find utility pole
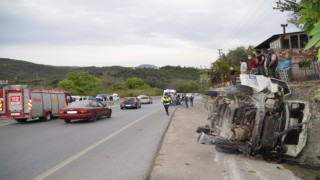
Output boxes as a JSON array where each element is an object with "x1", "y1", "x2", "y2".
[
  {"x1": 281, "y1": 24, "x2": 288, "y2": 39},
  {"x1": 217, "y1": 49, "x2": 222, "y2": 59},
  {"x1": 217, "y1": 49, "x2": 224, "y2": 85}
]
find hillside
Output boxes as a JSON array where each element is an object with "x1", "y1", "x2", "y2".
[{"x1": 0, "y1": 58, "x2": 200, "y2": 89}]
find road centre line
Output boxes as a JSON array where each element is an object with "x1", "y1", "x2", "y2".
[{"x1": 33, "y1": 108, "x2": 161, "y2": 180}]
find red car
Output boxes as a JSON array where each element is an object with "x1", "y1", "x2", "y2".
[{"x1": 59, "y1": 100, "x2": 112, "y2": 123}]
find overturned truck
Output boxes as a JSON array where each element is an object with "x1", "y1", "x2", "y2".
[{"x1": 197, "y1": 74, "x2": 311, "y2": 162}]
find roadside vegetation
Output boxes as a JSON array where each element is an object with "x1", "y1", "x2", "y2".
[{"x1": 0, "y1": 58, "x2": 210, "y2": 97}]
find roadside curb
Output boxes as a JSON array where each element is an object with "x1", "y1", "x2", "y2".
[{"x1": 146, "y1": 104, "x2": 181, "y2": 180}]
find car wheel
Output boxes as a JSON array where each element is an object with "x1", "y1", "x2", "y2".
[
  {"x1": 107, "y1": 110, "x2": 112, "y2": 118},
  {"x1": 226, "y1": 85, "x2": 253, "y2": 100},
  {"x1": 64, "y1": 119, "x2": 71, "y2": 124},
  {"x1": 89, "y1": 113, "x2": 98, "y2": 122},
  {"x1": 215, "y1": 144, "x2": 241, "y2": 154},
  {"x1": 204, "y1": 90, "x2": 218, "y2": 97},
  {"x1": 15, "y1": 118, "x2": 27, "y2": 123}
]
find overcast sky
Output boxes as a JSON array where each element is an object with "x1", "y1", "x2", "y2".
[{"x1": 0, "y1": 0, "x2": 300, "y2": 68}]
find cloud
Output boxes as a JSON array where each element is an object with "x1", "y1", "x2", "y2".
[{"x1": 0, "y1": 0, "x2": 301, "y2": 67}]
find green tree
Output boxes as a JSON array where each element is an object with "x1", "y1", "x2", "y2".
[
  {"x1": 297, "y1": 0, "x2": 320, "y2": 98},
  {"x1": 225, "y1": 46, "x2": 254, "y2": 67},
  {"x1": 124, "y1": 77, "x2": 149, "y2": 89},
  {"x1": 297, "y1": 0, "x2": 320, "y2": 62},
  {"x1": 57, "y1": 71, "x2": 102, "y2": 95},
  {"x1": 273, "y1": 0, "x2": 301, "y2": 27}
]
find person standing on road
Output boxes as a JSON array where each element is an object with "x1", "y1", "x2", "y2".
[
  {"x1": 109, "y1": 95, "x2": 113, "y2": 104},
  {"x1": 266, "y1": 48, "x2": 278, "y2": 78},
  {"x1": 189, "y1": 95, "x2": 194, "y2": 106},
  {"x1": 184, "y1": 95, "x2": 189, "y2": 108},
  {"x1": 161, "y1": 93, "x2": 172, "y2": 115},
  {"x1": 255, "y1": 50, "x2": 266, "y2": 76}
]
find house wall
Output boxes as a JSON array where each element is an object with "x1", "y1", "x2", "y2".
[{"x1": 277, "y1": 48, "x2": 319, "y2": 81}]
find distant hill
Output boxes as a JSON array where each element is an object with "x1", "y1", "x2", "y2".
[
  {"x1": 0, "y1": 58, "x2": 200, "y2": 89},
  {"x1": 136, "y1": 64, "x2": 158, "y2": 69}
]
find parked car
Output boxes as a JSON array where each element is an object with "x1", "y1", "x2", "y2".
[
  {"x1": 95, "y1": 94, "x2": 110, "y2": 101},
  {"x1": 85, "y1": 96, "x2": 95, "y2": 100},
  {"x1": 137, "y1": 95, "x2": 152, "y2": 104},
  {"x1": 112, "y1": 93, "x2": 120, "y2": 101},
  {"x1": 120, "y1": 97, "x2": 141, "y2": 109},
  {"x1": 59, "y1": 100, "x2": 112, "y2": 123},
  {"x1": 71, "y1": 95, "x2": 81, "y2": 101},
  {"x1": 197, "y1": 75, "x2": 310, "y2": 162}
]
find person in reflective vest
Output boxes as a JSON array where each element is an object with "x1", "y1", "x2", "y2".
[{"x1": 161, "y1": 93, "x2": 172, "y2": 115}]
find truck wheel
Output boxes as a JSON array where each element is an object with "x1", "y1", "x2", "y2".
[
  {"x1": 15, "y1": 118, "x2": 27, "y2": 123},
  {"x1": 89, "y1": 113, "x2": 97, "y2": 122},
  {"x1": 44, "y1": 112, "x2": 51, "y2": 121},
  {"x1": 64, "y1": 119, "x2": 71, "y2": 123},
  {"x1": 226, "y1": 85, "x2": 253, "y2": 100},
  {"x1": 215, "y1": 144, "x2": 241, "y2": 154}
]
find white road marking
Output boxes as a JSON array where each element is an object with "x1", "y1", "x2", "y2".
[{"x1": 33, "y1": 108, "x2": 161, "y2": 180}]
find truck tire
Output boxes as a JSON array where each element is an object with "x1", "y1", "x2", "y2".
[
  {"x1": 226, "y1": 85, "x2": 253, "y2": 100},
  {"x1": 15, "y1": 118, "x2": 27, "y2": 123},
  {"x1": 64, "y1": 119, "x2": 71, "y2": 123},
  {"x1": 215, "y1": 144, "x2": 241, "y2": 154},
  {"x1": 204, "y1": 90, "x2": 218, "y2": 97},
  {"x1": 42, "y1": 112, "x2": 51, "y2": 121}
]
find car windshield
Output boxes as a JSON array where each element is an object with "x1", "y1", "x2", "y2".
[{"x1": 67, "y1": 101, "x2": 91, "y2": 108}]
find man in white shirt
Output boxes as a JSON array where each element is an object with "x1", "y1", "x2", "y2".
[{"x1": 240, "y1": 59, "x2": 247, "y2": 74}]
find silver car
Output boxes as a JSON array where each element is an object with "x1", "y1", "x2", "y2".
[{"x1": 137, "y1": 95, "x2": 153, "y2": 104}]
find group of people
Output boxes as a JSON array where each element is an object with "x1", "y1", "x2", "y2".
[
  {"x1": 230, "y1": 48, "x2": 279, "y2": 85},
  {"x1": 161, "y1": 93, "x2": 194, "y2": 115}
]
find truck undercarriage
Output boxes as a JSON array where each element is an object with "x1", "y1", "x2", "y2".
[{"x1": 197, "y1": 75, "x2": 310, "y2": 163}]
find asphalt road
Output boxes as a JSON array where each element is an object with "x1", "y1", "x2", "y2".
[{"x1": 0, "y1": 100, "x2": 176, "y2": 180}]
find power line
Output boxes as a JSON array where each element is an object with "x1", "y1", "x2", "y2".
[{"x1": 221, "y1": 0, "x2": 270, "y2": 50}]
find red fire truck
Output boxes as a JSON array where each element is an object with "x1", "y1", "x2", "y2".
[{"x1": 0, "y1": 84, "x2": 73, "y2": 123}]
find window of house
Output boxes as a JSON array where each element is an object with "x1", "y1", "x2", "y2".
[
  {"x1": 281, "y1": 39, "x2": 290, "y2": 49},
  {"x1": 290, "y1": 35, "x2": 299, "y2": 48},
  {"x1": 299, "y1": 34, "x2": 309, "y2": 48}
]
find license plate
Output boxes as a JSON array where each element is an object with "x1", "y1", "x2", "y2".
[
  {"x1": 11, "y1": 113, "x2": 21, "y2": 116},
  {"x1": 125, "y1": 105, "x2": 131, "y2": 107},
  {"x1": 67, "y1": 111, "x2": 78, "y2": 114}
]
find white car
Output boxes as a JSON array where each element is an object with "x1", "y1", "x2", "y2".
[{"x1": 137, "y1": 95, "x2": 152, "y2": 104}]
